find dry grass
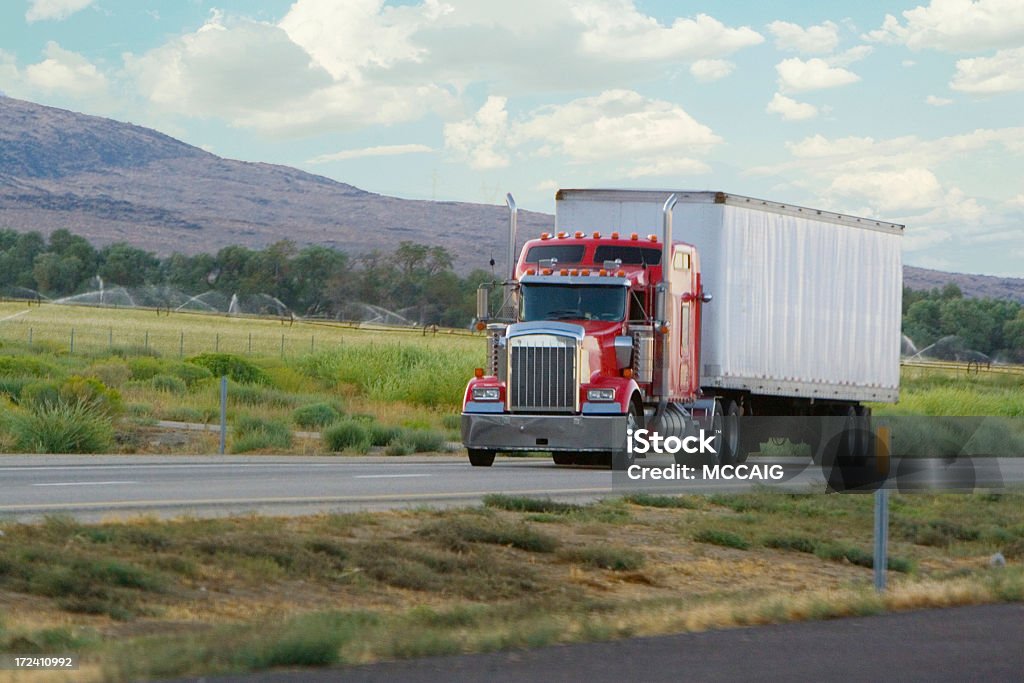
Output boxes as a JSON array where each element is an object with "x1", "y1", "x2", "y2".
[{"x1": 0, "y1": 493, "x2": 1021, "y2": 681}]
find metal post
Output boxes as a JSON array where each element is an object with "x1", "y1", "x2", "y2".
[
  {"x1": 144, "y1": 330, "x2": 149, "y2": 350},
  {"x1": 28, "y1": 327, "x2": 32, "y2": 347},
  {"x1": 219, "y1": 376, "x2": 228, "y2": 455},
  {"x1": 281, "y1": 333, "x2": 285, "y2": 359},
  {"x1": 109, "y1": 327, "x2": 113, "y2": 349},
  {"x1": 179, "y1": 330, "x2": 184, "y2": 358},
  {"x1": 874, "y1": 488, "x2": 889, "y2": 592},
  {"x1": 215, "y1": 333, "x2": 220, "y2": 352},
  {"x1": 248, "y1": 332, "x2": 252, "y2": 354},
  {"x1": 70, "y1": 328, "x2": 75, "y2": 354},
  {"x1": 310, "y1": 335, "x2": 314, "y2": 353}
]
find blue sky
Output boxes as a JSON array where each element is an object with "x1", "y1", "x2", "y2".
[{"x1": 1, "y1": 0, "x2": 1022, "y2": 276}]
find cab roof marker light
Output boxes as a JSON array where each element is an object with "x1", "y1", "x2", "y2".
[
  {"x1": 560, "y1": 268, "x2": 569, "y2": 275},
  {"x1": 540, "y1": 232, "x2": 551, "y2": 240},
  {"x1": 630, "y1": 233, "x2": 639, "y2": 241},
  {"x1": 592, "y1": 231, "x2": 601, "y2": 238},
  {"x1": 610, "y1": 231, "x2": 620, "y2": 239},
  {"x1": 574, "y1": 231, "x2": 584, "y2": 238},
  {"x1": 557, "y1": 231, "x2": 567, "y2": 238},
  {"x1": 648, "y1": 234, "x2": 658, "y2": 242}
]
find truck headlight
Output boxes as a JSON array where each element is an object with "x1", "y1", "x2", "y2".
[
  {"x1": 472, "y1": 386, "x2": 501, "y2": 401},
  {"x1": 587, "y1": 388, "x2": 615, "y2": 402}
]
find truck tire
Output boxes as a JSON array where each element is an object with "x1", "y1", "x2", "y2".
[
  {"x1": 612, "y1": 399, "x2": 645, "y2": 471},
  {"x1": 468, "y1": 449, "x2": 496, "y2": 467},
  {"x1": 720, "y1": 400, "x2": 742, "y2": 466},
  {"x1": 553, "y1": 452, "x2": 576, "y2": 465}
]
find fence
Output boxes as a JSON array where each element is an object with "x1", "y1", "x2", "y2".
[{"x1": 0, "y1": 300, "x2": 478, "y2": 359}]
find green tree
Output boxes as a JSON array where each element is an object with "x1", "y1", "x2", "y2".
[{"x1": 99, "y1": 243, "x2": 160, "y2": 286}]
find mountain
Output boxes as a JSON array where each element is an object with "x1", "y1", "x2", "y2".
[
  {"x1": 902, "y1": 266, "x2": 1024, "y2": 303},
  {"x1": 2, "y1": 96, "x2": 1024, "y2": 301},
  {"x1": 0, "y1": 96, "x2": 549, "y2": 273}
]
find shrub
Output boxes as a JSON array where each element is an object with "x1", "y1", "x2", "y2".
[
  {"x1": 441, "y1": 414, "x2": 461, "y2": 431},
  {"x1": 323, "y1": 419, "x2": 371, "y2": 452},
  {"x1": 84, "y1": 361, "x2": 131, "y2": 388},
  {"x1": 367, "y1": 423, "x2": 403, "y2": 447},
  {"x1": 7, "y1": 400, "x2": 114, "y2": 453},
  {"x1": 483, "y1": 495, "x2": 582, "y2": 514},
  {"x1": 228, "y1": 383, "x2": 296, "y2": 408},
  {"x1": 561, "y1": 546, "x2": 644, "y2": 571},
  {"x1": 385, "y1": 439, "x2": 414, "y2": 456},
  {"x1": 292, "y1": 402, "x2": 342, "y2": 429},
  {"x1": 187, "y1": 353, "x2": 269, "y2": 385},
  {"x1": 128, "y1": 357, "x2": 166, "y2": 381},
  {"x1": 150, "y1": 374, "x2": 187, "y2": 395},
  {"x1": 693, "y1": 529, "x2": 751, "y2": 550},
  {"x1": 404, "y1": 429, "x2": 447, "y2": 453},
  {"x1": 20, "y1": 376, "x2": 122, "y2": 417},
  {"x1": 0, "y1": 376, "x2": 33, "y2": 401},
  {"x1": 231, "y1": 415, "x2": 293, "y2": 453},
  {"x1": 0, "y1": 355, "x2": 60, "y2": 378},
  {"x1": 169, "y1": 362, "x2": 212, "y2": 386}
]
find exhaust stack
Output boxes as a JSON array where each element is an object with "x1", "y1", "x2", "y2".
[{"x1": 506, "y1": 193, "x2": 518, "y2": 280}]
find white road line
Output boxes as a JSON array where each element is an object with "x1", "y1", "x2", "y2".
[
  {"x1": 33, "y1": 481, "x2": 139, "y2": 487},
  {"x1": 353, "y1": 474, "x2": 432, "y2": 479}
]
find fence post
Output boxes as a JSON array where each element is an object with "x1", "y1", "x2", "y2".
[
  {"x1": 28, "y1": 327, "x2": 32, "y2": 347},
  {"x1": 281, "y1": 333, "x2": 285, "y2": 359},
  {"x1": 248, "y1": 332, "x2": 252, "y2": 354},
  {"x1": 215, "y1": 333, "x2": 220, "y2": 352},
  {"x1": 179, "y1": 330, "x2": 184, "y2": 358},
  {"x1": 109, "y1": 326, "x2": 113, "y2": 350},
  {"x1": 70, "y1": 328, "x2": 75, "y2": 354},
  {"x1": 310, "y1": 335, "x2": 314, "y2": 353},
  {"x1": 874, "y1": 488, "x2": 889, "y2": 592},
  {"x1": 219, "y1": 376, "x2": 228, "y2": 455},
  {"x1": 144, "y1": 330, "x2": 149, "y2": 351}
]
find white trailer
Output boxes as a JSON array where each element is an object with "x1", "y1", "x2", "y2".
[{"x1": 554, "y1": 190, "x2": 903, "y2": 409}]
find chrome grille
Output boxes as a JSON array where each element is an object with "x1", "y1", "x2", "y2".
[{"x1": 509, "y1": 334, "x2": 577, "y2": 412}]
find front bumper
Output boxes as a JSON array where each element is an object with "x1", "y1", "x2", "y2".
[{"x1": 461, "y1": 413, "x2": 627, "y2": 452}]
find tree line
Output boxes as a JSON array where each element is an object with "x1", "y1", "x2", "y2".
[
  {"x1": 2, "y1": 228, "x2": 1024, "y2": 356},
  {"x1": 0, "y1": 229, "x2": 496, "y2": 328},
  {"x1": 903, "y1": 283, "x2": 1024, "y2": 362}
]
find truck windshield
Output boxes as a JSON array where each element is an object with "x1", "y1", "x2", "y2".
[{"x1": 520, "y1": 284, "x2": 626, "y2": 322}]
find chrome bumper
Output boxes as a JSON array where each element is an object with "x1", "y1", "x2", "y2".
[{"x1": 461, "y1": 413, "x2": 627, "y2": 452}]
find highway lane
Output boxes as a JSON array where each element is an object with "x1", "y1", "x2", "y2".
[{"x1": 1, "y1": 453, "x2": 1022, "y2": 521}]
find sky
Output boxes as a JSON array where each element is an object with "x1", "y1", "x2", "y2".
[{"x1": 0, "y1": 0, "x2": 1022, "y2": 276}]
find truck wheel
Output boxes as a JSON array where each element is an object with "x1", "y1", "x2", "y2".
[
  {"x1": 468, "y1": 449, "x2": 496, "y2": 467},
  {"x1": 553, "y1": 452, "x2": 576, "y2": 465},
  {"x1": 612, "y1": 400, "x2": 644, "y2": 471},
  {"x1": 838, "y1": 405, "x2": 858, "y2": 460},
  {"x1": 720, "y1": 400, "x2": 742, "y2": 466}
]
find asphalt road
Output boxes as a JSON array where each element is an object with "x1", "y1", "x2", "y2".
[
  {"x1": 0, "y1": 453, "x2": 1021, "y2": 521},
  {"x1": 171, "y1": 603, "x2": 1024, "y2": 683}
]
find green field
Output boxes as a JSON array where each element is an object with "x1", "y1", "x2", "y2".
[{"x1": 0, "y1": 301, "x2": 486, "y2": 454}]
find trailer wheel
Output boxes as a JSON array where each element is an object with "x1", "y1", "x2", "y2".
[
  {"x1": 720, "y1": 400, "x2": 742, "y2": 466},
  {"x1": 838, "y1": 405, "x2": 858, "y2": 460},
  {"x1": 468, "y1": 449, "x2": 496, "y2": 467}
]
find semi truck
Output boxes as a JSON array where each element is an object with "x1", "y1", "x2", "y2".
[{"x1": 461, "y1": 189, "x2": 903, "y2": 469}]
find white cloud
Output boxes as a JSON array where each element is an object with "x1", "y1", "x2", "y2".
[
  {"x1": 689, "y1": 59, "x2": 734, "y2": 82},
  {"x1": 626, "y1": 158, "x2": 711, "y2": 178},
  {"x1": 827, "y1": 45, "x2": 873, "y2": 67},
  {"x1": 445, "y1": 90, "x2": 720, "y2": 176},
  {"x1": 122, "y1": 2, "x2": 763, "y2": 134},
  {"x1": 767, "y1": 20, "x2": 839, "y2": 54},
  {"x1": 307, "y1": 144, "x2": 433, "y2": 164},
  {"x1": 1008, "y1": 194, "x2": 1024, "y2": 207},
  {"x1": 26, "y1": 0, "x2": 94, "y2": 22},
  {"x1": 23, "y1": 42, "x2": 107, "y2": 97},
  {"x1": 575, "y1": 6, "x2": 762, "y2": 61},
  {"x1": 765, "y1": 93, "x2": 818, "y2": 121},
  {"x1": 443, "y1": 96, "x2": 511, "y2": 170},
  {"x1": 925, "y1": 94, "x2": 953, "y2": 106},
  {"x1": 951, "y1": 47, "x2": 1024, "y2": 93},
  {"x1": 864, "y1": 0, "x2": 1024, "y2": 52},
  {"x1": 776, "y1": 57, "x2": 860, "y2": 92},
  {"x1": 829, "y1": 168, "x2": 943, "y2": 212},
  {"x1": 534, "y1": 179, "x2": 560, "y2": 193}
]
